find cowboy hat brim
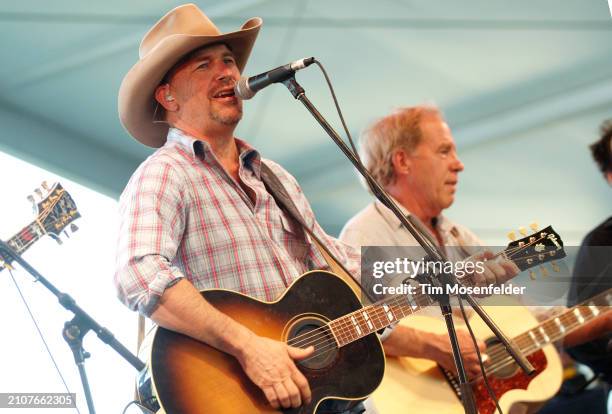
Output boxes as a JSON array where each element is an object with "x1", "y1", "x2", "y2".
[{"x1": 118, "y1": 17, "x2": 262, "y2": 148}]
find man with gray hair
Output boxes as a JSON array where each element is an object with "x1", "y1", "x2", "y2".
[{"x1": 341, "y1": 105, "x2": 519, "y2": 376}]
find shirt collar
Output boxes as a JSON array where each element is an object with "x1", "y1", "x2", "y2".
[
  {"x1": 166, "y1": 128, "x2": 262, "y2": 177},
  {"x1": 375, "y1": 197, "x2": 455, "y2": 239}
]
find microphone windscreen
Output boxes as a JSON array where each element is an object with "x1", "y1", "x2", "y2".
[{"x1": 234, "y1": 77, "x2": 255, "y2": 100}]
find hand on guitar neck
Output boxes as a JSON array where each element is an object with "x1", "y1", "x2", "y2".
[{"x1": 463, "y1": 249, "x2": 521, "y2": 289}]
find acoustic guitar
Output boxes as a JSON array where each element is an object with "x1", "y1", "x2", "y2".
[
  {"x1": 137, "y1": 226, "x2": 565, "y2": 414},
  {"x1": 372, "y1": 290, "x2": 611, "y2": 414}
]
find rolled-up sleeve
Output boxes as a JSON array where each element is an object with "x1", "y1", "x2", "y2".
[{"x1": 114, "y1": 158, "x2": 187, "y2": 316}]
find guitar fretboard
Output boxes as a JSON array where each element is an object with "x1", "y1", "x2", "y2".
[
  {"x1": 513, "y1": 288, "x2": 612, "y2": 354},
  {"x1": 0, "y1": 221, "x2": 45, "y2": 269},
  {"x1": 328, "y1": 228, "x2": 566, "y2": 348},
  {"x1": 330, "y1": 288, "x2": 436, "y2": 347}
]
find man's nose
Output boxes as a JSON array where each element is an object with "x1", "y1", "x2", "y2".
[
  {"x1": 217, "y1": 65, "x2": 237, "y2": 82},
  {"x1": 452, "y1": 154, "x2": 464, "y2": 172}
]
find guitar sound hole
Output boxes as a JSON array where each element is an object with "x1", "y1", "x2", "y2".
[
  {"x1": 485, "y1": 337, "x2": 518, "y2": 379},
  {"x1": 287, "y1": 316, "x2": 338, "y2": 370}
]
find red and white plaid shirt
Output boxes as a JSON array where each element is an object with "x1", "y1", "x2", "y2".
[{"x1": 115, "y1": 128, "x2": 360, "y2": 315}]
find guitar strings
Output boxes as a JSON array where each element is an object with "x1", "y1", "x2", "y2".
[
  {"x1": 469, "y1": 306, "x2": 610, "y2": 380},
  {"x1": 288, "y1": 233, "x2": 561, "y2": 359},
  {"x1": 475, "y1": 305, "x2": 608, "y2": 365},
  {"x1": 8, "y1": 189, "x2": 65, "y2": 251}
]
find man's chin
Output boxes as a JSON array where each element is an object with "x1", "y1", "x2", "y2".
[{"x1": 210, "y1": 109, "x2": 242, "y2": 126}]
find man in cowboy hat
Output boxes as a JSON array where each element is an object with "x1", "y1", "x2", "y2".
[{"x1": 114, "y1": 4, "x2": 364, "y2": 412}]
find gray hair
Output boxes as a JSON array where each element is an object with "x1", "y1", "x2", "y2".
[{"x1": 359, "y1": 106, "x2": 441, "y2": 189}]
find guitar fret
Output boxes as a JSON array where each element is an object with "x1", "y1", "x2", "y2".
[
  {"x1": 573, "y1": 308, "x2": 585, "y2": 324},
  {"x1": 588, "y1": 304, "x2": 599, "y2": 317},
  {"x1": 362, "y1": 310, "x2": 374, "y2": 331},
  {"x1": 528, "y1": 330, "x2": 540, "y2": 348},
  {"x1": 554, "y1": 317, "x2": 565, "y2": 334},
  {"x1": 538, "y1": 326, "x2": 550, "y2": 343}
]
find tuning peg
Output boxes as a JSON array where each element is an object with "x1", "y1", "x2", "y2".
[
  {"x1": 70, "y1": 223, "x2": 79, "y2": 233},
  {"x1": 41, "y1": 181, "x2": 50, "y2": 192},
  {"x1": 540, "y1": 265, "x2": 549, "y2": 277},
  {"x1": 529, "y1": 270, "x2": 536, "y2": 280},
  {"x1": 519, "y1": 226, "x2": 527, "y2": 236},
  {"x1": 551, "y1": 261, "x2": 560, "y2": 272},
  {"x1": 507, "y1": 231, "x2": 516, "y2": 241},
  {"x1": 529, "y1": 222, "x2": 539, "y2": 232},
  {"x1": 34, "y1": 188, "x2": 43, "y2": 200},
  {"x1": 27, "y1": 194, "x2": 37, "y2": 212}
]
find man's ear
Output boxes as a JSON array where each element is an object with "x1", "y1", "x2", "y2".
[
  {"x1": 154, "y1": 84, "x2": 178, "y2": 112},
  {"x1": 391, "y1": 148, "x2": 411, "y2": 176}
]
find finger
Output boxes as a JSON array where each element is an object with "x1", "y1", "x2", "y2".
[
  {"x1": 263, "y1": 386, "x2": 279, "y2": 409},
  {"x1": 291, "y1": 365, "x2": 312, "y2": 404},
  {"x1": 288, "y1": 345, "x2": 314, "y2": 360},
  {"x1": 470, "y1": 267, "x2": 486, "y2": 286},
  {"x1": 481, "y1": 265, "x2": 498, "y2": 286},
  {"x1": 500, "y1": 258, "x2": 520, "y2": 279},
  {"x1": 273, "y1": 382, "x2": 291, "y2": 409},
  {"x1": 485, "y1": 261, "x2": 506, "y2": 284},
  {"x1": 477, "y1": 340, "x2": 487, "y2": 353},
  {"x1": 284, "y1": 379, "x2": 301, "y2": 407}
]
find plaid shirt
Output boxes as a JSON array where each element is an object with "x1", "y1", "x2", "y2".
[{"x1": 115, "y1": 128, "x2": 360, "y2": 316}]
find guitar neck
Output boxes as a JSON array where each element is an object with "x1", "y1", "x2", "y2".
[
  {"x1": 512, "y1": 288, "x2": 612, "y2": 354},
  {"x1": 0, "y1": 220, "x2": 45, "y2": 269},
  {"x1": 329, "y1": 241, "x2": 535, "y2": 347},
  {"x1": 330, "y1": 289, "x2": 435, "y2": 347}
]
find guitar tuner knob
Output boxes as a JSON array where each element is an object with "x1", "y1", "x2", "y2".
[
  {"x1": 70, "y1": 223, "x2": 79, "y2": 233},
  {"x1": 529, "y1": 222, "x2": 539, "y2": 231},
  {"x1": 41, "y1": 181, "x2": 50, "y2": 191},
  {"x1": 507, "y1": 231, "x2": 516, "y2": 241},
  {"x1": 34, "y1": 188, "x2": 43, "y2": 199},
  {"x1": 529, "y1": 270, "x2": 536, "y2": 280},
  {"x1": 519, "y1": 226, "x2": 527, "y2": 236},
  {"x1": 551, "y1": 261, "x2": 560, "y2": 272},
  {"x1": 540, "y1": 265, "x2": 549, "y2": 277}
]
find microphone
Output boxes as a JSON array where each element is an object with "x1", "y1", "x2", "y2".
[{"x1": 234, "y1": 57, "x2": 315, "y2": 100}]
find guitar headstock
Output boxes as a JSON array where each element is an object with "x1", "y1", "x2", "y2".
[
  {"x1": 505, "y1": 222, "x2": 566, "y2": 279},
  {"x1": 32, "y1": 182, "x2": 81, "y2": 243}
]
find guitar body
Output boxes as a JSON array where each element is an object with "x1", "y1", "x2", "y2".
[
  {"x1": 372, "y1": 299, "x2": 562, "y2": 414},
  {"x1": 139, "y1": 271, "x2": 385, "y2": 414}
]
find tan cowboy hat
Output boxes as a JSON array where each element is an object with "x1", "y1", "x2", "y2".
[{"x1": 118, "y1": 3, "x2": 262, "y2": 147}]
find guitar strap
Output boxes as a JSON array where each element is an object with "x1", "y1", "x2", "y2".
[{"x1": 260, "y1": 162, "x2": 370, "y2": 303}]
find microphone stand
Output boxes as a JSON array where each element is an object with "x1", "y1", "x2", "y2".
[
  {"x1": 0, "y1": 240, "x2": 145, "y2": 414},
  {"x1": 280, "y1": 75, "x2": 535, "y2": 414}
]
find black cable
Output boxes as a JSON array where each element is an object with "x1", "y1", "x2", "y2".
[
  {"x1": 313, "y1": 59, "x2": 382, "y2": 197},
  {"x1": 313, "y1": 60, "x2": 359, "y2": 158},
  {"x1": 121, "y1": 400, "x2": 155, "y2": 414},
  {"x1": 7, "y1": 267, "x2": 81, "y2": 413},
  {"x1": 458, "y1": 295, "x2": 503, "y2": 414}
]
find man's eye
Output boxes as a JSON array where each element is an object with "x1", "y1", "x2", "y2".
[
  {"x1": 224, "y1": 57, "x2": 236, "y2": 65},
  {"x1": 197, "y1": 62, "x2": 209, "y2": 69}
]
